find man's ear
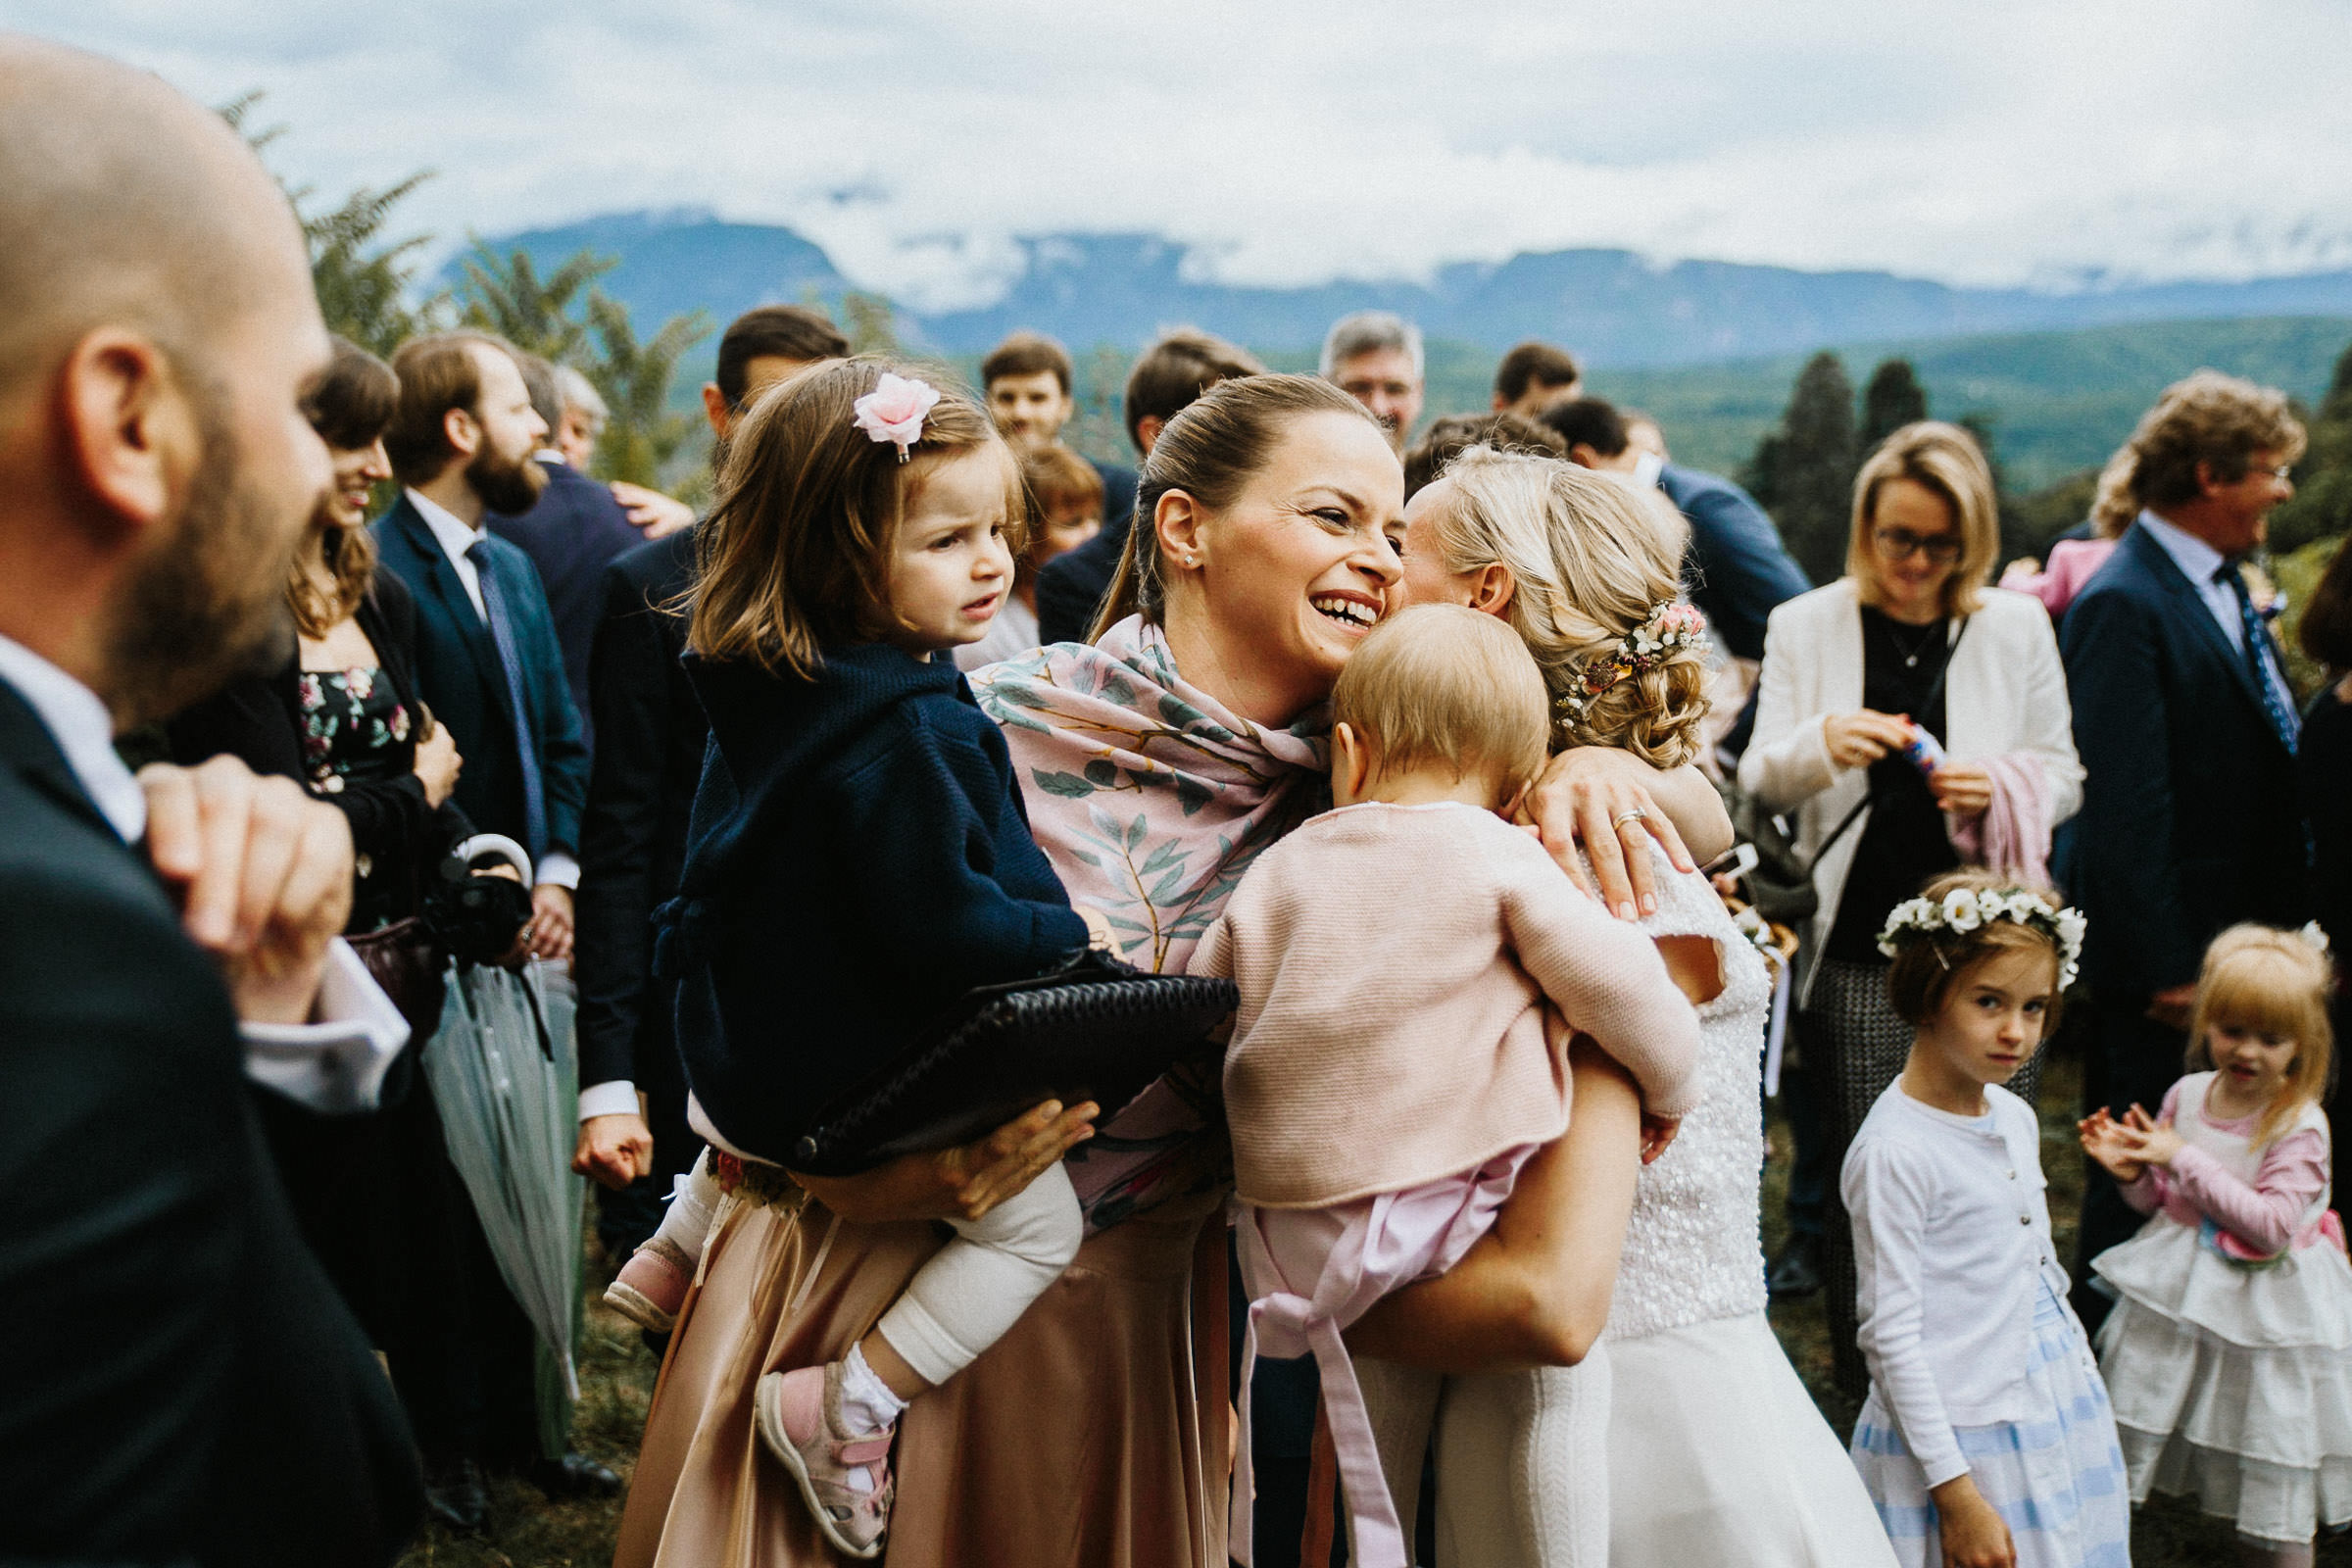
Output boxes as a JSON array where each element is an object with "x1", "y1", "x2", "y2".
[
  {"x1": 1133, "y1": 414, "x2": 1164, "y2": 457},
  {"x1": 58, "y1": 328, "x2": 195, "y2": 539},
  {"x1": 702, "y1": 382, "x2": 730, "y2": 439},
  {"x1": 442, "y1": 403, "x2": 481, "y2": 463}
]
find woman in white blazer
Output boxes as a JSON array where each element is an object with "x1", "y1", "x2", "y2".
[{"x1": 1739, "y1": 421, "x2": 2082, "y2": 1397}]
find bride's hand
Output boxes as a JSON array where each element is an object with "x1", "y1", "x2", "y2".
[{"x1": 788, "y1": 1098, "x2": 1098, "y2": 1224}]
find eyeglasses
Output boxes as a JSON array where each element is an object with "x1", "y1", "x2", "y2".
[
  {"x1": 2245, "y1": 464, "x2": 2294, "y2": 483},
  {"x1": 1873, "y1": 526, "x2": 1962, "y2": 565}
]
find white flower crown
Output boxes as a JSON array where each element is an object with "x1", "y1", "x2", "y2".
[{"x1": 1876, "y1": 885, "x2": 2086, "y2": 990}]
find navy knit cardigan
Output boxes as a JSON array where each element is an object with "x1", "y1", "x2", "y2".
[{"x1": 658, "y1": 643, "x2": 1089, "y2": 1164}]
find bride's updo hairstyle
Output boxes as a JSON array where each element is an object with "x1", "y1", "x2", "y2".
[
  {"x1": 1092, "y1": 372, "x2": 1376, "y2": 639},
  {"x1": 1427, "y1": 448, "x2": 1710, "y2": 766}
]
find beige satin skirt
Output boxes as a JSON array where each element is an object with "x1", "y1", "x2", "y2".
[{"x1": 615, "y1": 1189, "x2": 1230, "y2": 1568}]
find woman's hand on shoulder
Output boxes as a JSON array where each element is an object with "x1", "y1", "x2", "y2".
[
  {"x1": 1520, "y1": 748, "x2": 1719, "y2": 920},
  {"x1": 789, "y1": 1098, "x2": 1099, "y2": 1225}
]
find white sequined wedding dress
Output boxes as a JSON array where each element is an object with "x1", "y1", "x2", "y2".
[{"x1": 1435, "y1": 853, "x2": 1898, "y2": 1567}]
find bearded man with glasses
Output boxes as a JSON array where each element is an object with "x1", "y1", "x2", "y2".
[{"x1": 1739, "y1": 420, "x2": 2083, "y2": 1396}]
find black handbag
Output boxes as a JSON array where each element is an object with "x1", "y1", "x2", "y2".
[{"x1": 786, "y1": 949, "x2": 1238, "y2": 1176}]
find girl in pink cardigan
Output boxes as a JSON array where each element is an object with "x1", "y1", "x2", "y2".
[{"x1": 1198, "y1": 605, "x2": 1702, "y2": 1568}]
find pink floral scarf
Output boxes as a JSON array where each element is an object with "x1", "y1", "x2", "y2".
[{"x1": 971, "y1": 615, "x2": 1328, "y2": 1227}]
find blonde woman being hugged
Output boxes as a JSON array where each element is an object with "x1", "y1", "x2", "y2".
[
  {"x1": 1358, "y1": 447, "x2": 1896, "y2": 1566},
  {"x1": 1740, "y1": 422, "x2": 2082, "y2": 1397}
]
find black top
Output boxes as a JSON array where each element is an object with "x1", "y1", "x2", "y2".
[
  {"x1": 166, "y1": 571, "x2": 472, "y2": 933},
  {"x1": 1, "y1": 678, "x2": 422, "y2": 1565},
  {"x1": 1824, "y1": 609, "x2": 1962, "y2": 961},
  {"x1": 575, "y1": 526, "x2": 705, "y2": 1091}
]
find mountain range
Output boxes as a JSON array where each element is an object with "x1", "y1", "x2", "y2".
[{"x1": 450, "y1": 210, "x2": 2352, "y2": 368}]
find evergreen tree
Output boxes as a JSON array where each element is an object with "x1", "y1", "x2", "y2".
[
  {"x1": 220, "y1": 92, "x2": 445, "y2": 357},
  {"x1": 2269, "y1": 337, "x2": 2352, "y2": 554},
  {"x1": 1860, "y1": 358, "x2": 1929, "y2": 448},
  {"x1": 582, "y1": 290, "x2": 712, "y2": 487},
  {"x1": 455, "y1": 244, "x2": 613, "y2": 364},
  {"x1": 1744, "y1": 351, "x2": 1857, "y2": 584}
]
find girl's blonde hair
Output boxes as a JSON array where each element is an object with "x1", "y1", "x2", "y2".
[
  {"x1": 1847, "y1": 421, "x2": 2000, "y2": 618},
  {"x1": 2187, "y1": 924, "x2": 2336, "y2": 1149},
  {"x1": 689, "y1": 358, "x2": 1019, "y2": 678},
  {"x1": 1421, "y1": 448, "x2": 1709, "y2": 765}
]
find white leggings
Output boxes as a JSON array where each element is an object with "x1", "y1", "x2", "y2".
[
  {"x1": 1353, "y1": 1352, "x2": 1613, "y2": 1568},
  {"x1": 650, "y1": 1150, "x2": 1082, "y2": 1388}
]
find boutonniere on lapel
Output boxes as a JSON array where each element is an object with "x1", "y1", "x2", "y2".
[{"x1": 2241, "y1": 562, "x2": 2285, "y2": 621}]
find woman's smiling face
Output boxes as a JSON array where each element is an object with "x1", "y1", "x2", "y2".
[{"x1": 1159, "y1": 409, "x2": 1404, "y2": 725}]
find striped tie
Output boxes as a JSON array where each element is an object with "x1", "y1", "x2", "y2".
[{"x1": 2217, "y1": 562, "x2": 2299, "y2": 754}]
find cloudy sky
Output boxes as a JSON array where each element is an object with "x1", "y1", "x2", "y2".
[{"x1": 22, "y1": 0, "x2": 2352, "y2": 310}]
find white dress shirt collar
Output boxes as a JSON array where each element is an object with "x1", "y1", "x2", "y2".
[
  {"x1": 406, "y1": 487, "x2": 490, "y2": 622},
  {"x1": 2137, "y1": 509, "x2": 2229, "y2": 587},
  {"x1": 0, "y1": 632, "x2": 146, "y2": 842}
]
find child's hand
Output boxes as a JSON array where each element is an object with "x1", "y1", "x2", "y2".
[
  {"x1": 1074, "y1": 905, "x2": 1116, "y2": 953},
  {"x1": 1639, "y1": 1112, "x2": 1681, "y2": 1165},
  {"x1": 2116, "y1": 1117, "x2": 2184, "y2": 1168},
  {"x1": 2077, "y1": 1109, "x2": 2146, "y2": 1184},
  {"x1": 1928, "y1": 1473, "x2": 2016, "y2": 1568}
]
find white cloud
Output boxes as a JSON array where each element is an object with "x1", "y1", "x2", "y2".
[{"x1": 21, "y1": 0, "x2": 2352, "y2": 308}]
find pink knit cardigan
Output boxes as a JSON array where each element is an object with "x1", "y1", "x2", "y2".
[{"x1": 1197, "y1": 801, "x2": 1703, "y2": 1209}]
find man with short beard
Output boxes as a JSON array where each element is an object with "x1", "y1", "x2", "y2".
[
  {"x1": 0, "y1": 33, "x2": 420, "y2": 1565},
  {"x1": 371, "y1": 331, "x2": 607, "y2": 1516}
]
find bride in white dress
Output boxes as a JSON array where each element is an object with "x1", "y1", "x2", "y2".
[{"x1": 1426, "y1": 848, "x2": 1899, "y2": 1566}]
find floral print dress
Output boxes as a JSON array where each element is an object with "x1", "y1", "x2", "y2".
[{"x1": 298, "y1": 665, "x2": 415, "y2": 930}]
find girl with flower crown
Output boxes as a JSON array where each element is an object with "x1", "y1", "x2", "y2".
[
  {"x1": 1844, "y1": 868, "x2": 2131, "y2": 1568},
  {"x1": 2082, "y1": 923, "x2": 2352, "y2": 1566},
  {"x1": 1741, "y1": 421, "x2": 2083, "y2": 1398}
]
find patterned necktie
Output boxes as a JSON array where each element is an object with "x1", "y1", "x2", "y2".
[
  {"x1": 466, "y1": 540, "x2": 549, "y2": 858},
  {"x1": 2217, "y1": 562, "x2": 2299, "y2": 754}
]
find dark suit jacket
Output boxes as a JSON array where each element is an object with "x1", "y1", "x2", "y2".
[
  {"x1": 2061, "y1": 521, "x2": 2309, "y2": 996},
  {"x1": 373, "y1": 494, "x2": 590, "y2": 863},
  {"x1": 1659, "y1": 463, "x2": 1812, "y2": 662},
  {"x1": 575, "y1": 527, "x2": 705, "y2": 1091},
  {"x1": 165, "y1": 570, "x2": 472, "y2": 932},
  {"x1": 0, "y1": 678, "x2": 421, "y2": 1566},
  {"x1": 487, "y1": 459, "x2": 648, "y2": 755}
]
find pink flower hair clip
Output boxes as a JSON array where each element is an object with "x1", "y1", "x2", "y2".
[{"x1": 852, "y1": 372, "x2": 943, "y2": 462}]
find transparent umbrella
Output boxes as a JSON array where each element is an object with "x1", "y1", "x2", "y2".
[{"x1": 422, "y1": 953, "x2": 585, "y2": 1417}]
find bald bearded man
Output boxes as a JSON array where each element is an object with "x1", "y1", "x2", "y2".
[{"x1": 0, "y1": 36, "x2": 422, "y2": 1566}]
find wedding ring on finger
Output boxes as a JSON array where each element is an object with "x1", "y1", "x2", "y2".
[{"x1": 1611, "y1": 808, "x2": 1648, "y2": 834}]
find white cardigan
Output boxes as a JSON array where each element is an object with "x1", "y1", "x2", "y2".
[
  {"x1": 1841, "y1": 1083, "x2": 2083, "y2": 1487},
  {"x1": 1736, "y1": 580, "x2": 2082, "y2": 998}
]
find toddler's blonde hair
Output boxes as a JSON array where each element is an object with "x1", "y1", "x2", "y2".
[
  {"x1": 1330, "y1": 604, "x2": 1550, "y2": 802},
  {"x1": 2187, "y1": 924, "x2": 2336, "y2": 1149}
]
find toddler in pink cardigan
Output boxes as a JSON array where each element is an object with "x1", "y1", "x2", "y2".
[{"x1": 1196, "y1": 605, "x2": 1703, "y2": 1568}]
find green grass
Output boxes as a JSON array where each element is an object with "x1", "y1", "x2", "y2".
[{"x1": 413, "y1": 1045, "x2": 2348, "y2": 1563}]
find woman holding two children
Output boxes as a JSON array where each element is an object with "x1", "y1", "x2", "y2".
[{"x1": 618, "y1": 367, "x2": 1740, "y2": 1567}]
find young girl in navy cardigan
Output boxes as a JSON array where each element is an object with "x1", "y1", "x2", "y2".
[{"x1": 605, "y1": 362, "x2": 1110, "y2": 1558}]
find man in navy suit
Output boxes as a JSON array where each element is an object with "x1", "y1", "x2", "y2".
[
  {"x1": 2063, "y1": 371, "x2": 2311, "y2": 1325},
  {"x1": 488, "y1": 355, "x2": 651, "y2": 755},
  {"x1": 371, "y1": 330, "x2": 609, "y2": 1513},
  {"x1": 0, "y1": 35, "x2": 421, "y2": 1563},
  {"x1": 570, "y1": 305, "x2": 846, "y2": 1252}
]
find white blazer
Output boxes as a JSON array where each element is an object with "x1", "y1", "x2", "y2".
[{"x1": 1736, "y1": 579, "x2": 2082, "y2": 998}]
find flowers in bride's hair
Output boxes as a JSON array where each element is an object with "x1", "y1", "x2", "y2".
[
  {"x1": 1556, "y1": 601, "x2": 1711, "y2": 720},
  {"x1": 852, "y1": 372, "x2": 942, "y2": 462}
]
